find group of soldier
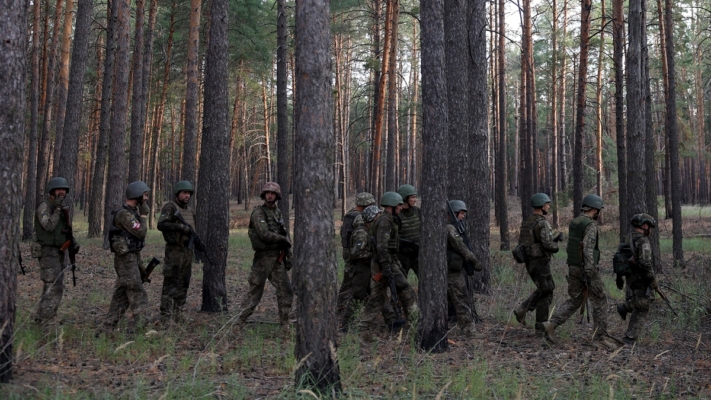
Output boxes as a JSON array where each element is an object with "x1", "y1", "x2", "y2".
[{"x1": 31, "y1": 176, "x2": 658, "y2": 347}]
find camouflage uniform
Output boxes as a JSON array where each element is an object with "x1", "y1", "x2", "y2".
[
  {"x1": 33, "y1": 199, "x2": 68, "y2": 323},
  {"x1": 397, "y1": 206, "x2": 421, "y2": 277},
  {"x1": 515, "y1": 214, "x2": 559, "y2": 330},
  {"x1": 104, "y1": 204, "x2": 149, "y2": 328},
  {"x1": 548, "y1": 214, "x2": 609, "y2": 337},
  {"x1": 446, "y1": 223, "x2": 482, "y2": 334},
  {"x1": 358, "y1": 212, "x2": 417, "y2": 333},
  {"x1": 238, "y1": 204, "x2": 293, "y2": 325},
  {"x1": 157, "y1": 201, "x2": 196, "y2": 321},
  {"x1": 337, "y1": 207, "x2": 361, "y2": 315},
  {"x1": 620, "y1": 232, "x2": 656, "y2": 340}
]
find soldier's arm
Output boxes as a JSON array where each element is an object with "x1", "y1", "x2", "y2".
[
  {"x1": 447, "y1": 225, "x2": 482, "y2": 271},
  {"x1": 349, "y1": 229, "x2": 372, "y2": 259},
  {"x1": 538, "y1": 220, "x2": 560, "y2": 253},
  {"x1": 36, "y1": 201, "x2": 62, "y2": 232},
  {"x1": 582, "y1": 223, "x2": 597, "y2": 270},
  {"x1": 251, "y1": 208, "x2": 288, "y2": 245},
  {"x1": 636, "y1": 237, "x2": 655, "y2": 280},
  {"x1": 375, "y1": 220, "x2": 394, "y2": 265},
  {"x1": 115, "y1": 209, "x2": 148, "y2": 239},
  {"x1": 157, "y1": 203, "x2": 183, "y2": 232}
]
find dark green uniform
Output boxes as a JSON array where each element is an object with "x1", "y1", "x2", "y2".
[
  {"x1": 338, "y1": 208, "x2": 361, "y2": 316},
  {"x1": 104, "y1": 204, "x2": 149, "y2": 328},
  {"x1": 341, "y1": 216, "x2": 374, "y2": 326},
  {"x1": 238, "y1": 204, "x2": 293, "y2": 325},
  {"x1": 548, "y1": 215, "x2": 609, "y2": 337},
  {"x1": 620, "y1": 232, "x2": 656, "y2": 340},
  {"x1": 397, "y1": 206, "x2": 421, "y2": 277},
  {"x1": 446, "y1": 224, "x2": 482, "y2": 335},
  {"x1": 33, "y1": 199, "x2": 68, "y2": 323},
  {"x1": 515, "y1": 214, "x2": 558, "y2": 330},
  {"x1": 157, "y1": 201, "x2": 196, "y2": 322}
]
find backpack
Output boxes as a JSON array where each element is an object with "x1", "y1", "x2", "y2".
[
  {"x1": 612, "y1": 236, "x2": 636, "y2": 275},
  {"x1": 512, "y1": 244, "x2": 528, "y2": 264}
]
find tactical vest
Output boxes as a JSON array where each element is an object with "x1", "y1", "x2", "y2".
[
  {"x1": 519, "y1": 214, "x2": 546, "y2": 259},
  {"x1": 397, "y1": 206, "x2": 421, "y2": 242},
  {"x1": 161, "y1": 202, "x2": 195, "y2": 246},
  {"x1": 340, "y1": 209, "x2": 360, "y2": 248},
  {"x1": 248, "y1": 205, "x2": 285, "y2": 251},
  {"x1": 446, "y1": 224, "x2": 465, "y2": 272},
  {"x1": 566, "y1": 215, "x2": 599, "y2": 267},
  {"x1": 34, "y1": 200, "x2": 68, "y2": 247},
  {"x1": 370, "y1": 212, "x2": 399, "y2": 254},
  {"x1": 109, "y1": 205, "x2": 145, "y2": 253},
  {"x1": 626, "y1": 232, "x2": 653, "y2": 289}
]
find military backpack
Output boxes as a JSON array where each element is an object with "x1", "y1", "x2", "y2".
[{"x1": 612, "y1": 234, "x2": 637, "y2": 276}]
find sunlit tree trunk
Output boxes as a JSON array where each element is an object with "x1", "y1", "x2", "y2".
[
  {"x1": 127, "y1": 0, "x2": 145, "y2": 181},
  {"x1": 51, "y1": 0, "x2": 75, "y2": 175},
  {"x1": 572, "y1": 0, "x2": 591, "y2": 215},
  {"x1": 182, "y1": 0, "x2": 201, "y2": 183},
  {"x1": 276, "y1": 0, "x2": 290, "y2": 231},
  {"x1": 385, "y1": 0, "x2": 399, "y2": 191},
  {"x1": 497, "y1": 0, "x2": 509, "y2": 245},
  {"x1": 23, "y1": 0, "x2": 42, "y2": 240}
]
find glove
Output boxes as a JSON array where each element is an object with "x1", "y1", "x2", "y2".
[
  {"x1": 616, "y1": 275, "x2": 624, "y2": 290},
  {"x1": 584, "y1": 267, "x2": 596, "y2": 280},
  {"x1": 553, "y1": 231, "x2": 565, "y2": 242},
  {"x1": 139, "y1": 202, "x2": 150, "y2": 217},
  {"x1": 649, "y1": 280, "x2": 658, "y2": 291},
  {"x1": 381, "y1": 264, "x2": 392, "y2": 278}
]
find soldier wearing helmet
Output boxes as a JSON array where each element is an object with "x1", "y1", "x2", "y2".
[
  {"x1": 337, "y1": 192, "x2": 376, "y2": 318},
  {"x1": 100, "y1": 181, "x2": 152, "y2": 334},
  {"x1": 358, "y1": 192, "x2": 418, "y2": 341},
  {"x1": 32, "y1": 177, "x2": 75, "y2": 325},
  {"x1": 513, "y1": 193, "x2": 562, "y2": 331},
  {"x1": 616, "y1": 213, "x2": 657, "y2": 344},
  {"x1": 543, "y1": 194, "x2": 615, "y2": 349},
  {"x1": 157, "y1": 181, "x2": 197, "y2": 325},
  {"x1": 446, "y1": 200, "x2": 482, "y2": 337},
  {"x1": 237, "y1": 182, "x2": 294, "y2": 336},
  {"x1": 396, "y1": 184, "x2": 421, "y2": 278}
]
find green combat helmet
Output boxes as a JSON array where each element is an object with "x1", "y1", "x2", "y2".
[
  {"x1": 397, "y1": 184, "x2": 417, "y2": 200},
  {"x1": 174, "y1": 181, "x2": 194, "y2": 196},
  {"x1": 380, "y1": 191, "x2": 404, "y2": 207},
  {"x1": 582, "y1": 194, "x2": 604, "y2": 210},
  {"x1": 631, "y1": 213, "x2": 656, "y2": 228},
  {"x1": 355, "y1": 192, "x2": 376, "y2": 207},
  {"x1": 449, "y1": 200, "x2": 467, "y2": 213},
  {"x1": 362, "y1": 205, "x2": 382, "y2": 223},
  {"x1": 46, "y1": 177, "x2": 70, "y2": 194},
  {"x1": 126, "y1": 181, "x2": 151, "y2": 199},
  {"x1": 531, "y1": 193, "x2": 552, "y2": 208},
  {"x1": 260, "y1": 182, "x2": 282, "y2": 200}
]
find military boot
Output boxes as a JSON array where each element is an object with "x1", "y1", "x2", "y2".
[
  {"x1": 542, "y1": 321, "x2": 557, "y2": 343},
  {"x1": 513, "y1": 306, "x2": 527, "y2": 326},
  {"x1": 616, "y1": 304, "x2": 628, "y2": 321}
]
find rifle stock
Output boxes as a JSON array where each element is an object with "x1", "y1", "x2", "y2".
[
  {"x1": 446, "y1": 201, "x2": 478, "y2": 275},
  {"x1": 61, "y1": 207, "x2": 79, "y2": 286},
  {"x1": 141, "y1": 257, "x2": 162, "y2": 283},
  {"x1": 654, "y1": 286, "x2": 679, "y2": 317},
  {"x1": 174, "y1": 209, "x2": 214, "y2": 265}
]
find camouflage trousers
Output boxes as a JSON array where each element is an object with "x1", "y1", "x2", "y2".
[
  {"x1": 549, "y1": 265, "x2": 609, "y2": 336},
  {"x1": 397, "y1": 252, "x2": 419, "y2": 278},
  {"x1": 238, "y1": 250, "x2": 293, "y2": 323},
  {"x1": 621, "y1": 286, "x2": 651, "y2": 340},
  {"x1": 35, "y1": 246, "x2": 65, "y2": 323},
  {"x1": 358, "y1": 259, "x2": 416, "y2": 332},
  {"x1": 337, "y1": 259, "x2": 354, "y2": 317},
  {"x1": 341, "y1": 260, "x2": 396, "y2": 327},
  {"x1": 104, "y1": 252, "x2": 148, "y2": 327},
  {"x1": 160, "y1": 245, "x2": 193, "y2": 320},
  {"x1": 518, "y1": 258, "x2": 555, "y2": 330},
  {"x1": 448, "y1": 269, "x2": 476, "y2": 327}
]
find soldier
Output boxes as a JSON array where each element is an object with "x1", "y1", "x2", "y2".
[
  {"x1": 157, "y1": 181, "x2": 196, "y2": 325},
  {"x1": 237, "y1": 182, "x2": 293, "y2": 335},
  {"x1": 396, "y1": 184, "x2": 421, "y2": 278},
  {"x1": 616, "y1": 213, "x2": 658, "y2": 345},
  {"x1": 33, "y1": 177, "x2": 76, "y2": 325},
  {"x1": 337, "y1": 192, "x2": 376, "y2": 317},
  {"x1": 543, "y1": 194, "x2": 616, "y2": 348},
  {"x1": 513, "y1": 193, "x2": 563, "y2": 331},
  {"x1": 101, "y1": 181, "x2": 151, "y2": 332},
  {"x1": 359, "y1": 192, "x2": 418, "y2": 341},
  {"x1": 446, "y1": 200, "x2": 483, "y2": 336}
]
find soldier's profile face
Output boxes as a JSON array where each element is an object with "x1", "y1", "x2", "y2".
[
  {"x1": 407, "y1": 196, "x2": 417, "y2": 207},
  {"x1": 52, "y1": 188, "x2": 67, "y2": 198},
  {"x1": 457, "y1": 211, "x2": 467, "y2": 220},
  {"x1": 177, "y1": 191, "x2": 192, "y2": 203},
  {"x1": 542, "y1": 203, "x2": 551, "y2": 214},
  {"x1": 395, "y1": 204, "x2": 403, "y2": 215}
]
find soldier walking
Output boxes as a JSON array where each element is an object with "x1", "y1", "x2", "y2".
[
  {"x1": 33, "y1": 177, "x2": 77, "y2": 325},
  {"x1": 616, "y1": 213, "x2": 658, "y2": 345},
  {"x1": 396, "y1": 184, "x2": 421, "y2": 278},
  {"x1": 157, "y1": 181, "x2": 196, "y2": 325},
  {"x1": 513, "y1": 193, "x2": 562, "y2": 331},
  {"x1": 543, "y1": 194, "x2": 616, "y2": 348},
  {"x1": 237, "y1": 182, "x2": 294, "y2": 335},
  {"x1": 446, "y1": 200, "x2": 482, "y2": 336},
  {"x1": 101, "y1": 181, "x2": 152, "y2": 333}
]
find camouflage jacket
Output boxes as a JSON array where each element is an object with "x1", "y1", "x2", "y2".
[
  {"x1": 369, "y1": 211, "x2": 399, "y2": 267},
  {"x1": 581, "y1": 222, "x2": 598, "y2": 270},
  {"x1": 248, "y1": 204, "x2": 290, "y2": 253},
  {"x1": 446, "y1": 224, "x2": 482, "y2": 272},
  {"x1": 349, "y1": 216, "x2": 373, "y2": 261},
  {"x1": 157, "y1": 201, "x2": 195, "y2": 247},
  {"x1": 34, "y1": 199, "x2": 68, "y2": 247},
  {"x1": 627, "y1": 232, "x2": 655, "y2": 289}
]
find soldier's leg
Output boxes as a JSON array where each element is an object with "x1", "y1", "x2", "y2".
[
  {"x1": 548, "y1": 266, "x2": 585, "y2": 328},
  {"x1": 391, "y1": 262, "x2": 417, "y2": 319},
  {"x1": 587, "y1": 271, "x2": 610, "y2": 337},
  {"x1": 358, "y1": 261, "x2": 388, "y2": 333},
  {"x1": 337, "y1": 261, "x2": 355, "y2": 316},
  {"x1": 35, "y1": 246, "x2": 65, "y2": 323},
  {"x1": 104, "y1": 261, "x2": 131, "y2": 327},
  {"x1": 342, "y1": 262, "x2": 372, "y2": 326},
  {"x1": 533, "y1": 261, "x2": 555, "y2": 330},
  {"x1": 173, "y1": 247, "x2": 193, "y2": 320},
  {"x1": 122, "y1": 253, "x2": 149, "y2": 325},
  {"x1": 237, "y1": 253, "x2": 271, "y2": 322},
  {"x1": 160, "y1": 246, "x2": 181, "y2": 319},
  {"x1": 447, "y1": 271, "x2": 474, "y2": 328},
  {"x1": 625, "y1": 289, "x2": 650, "y2": 340},
  {"x1": 269, "y1": 258, "x2": 294, "y2": 323}
]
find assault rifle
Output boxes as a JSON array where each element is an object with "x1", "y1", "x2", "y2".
[
  {"x1": 399, "y1": 238, "x2": 419, "y2": 255},
  {"x1": 60, "y1": 207, "x2": 80, "y2": 287},
  {"x1": 140, "y1": 257, "x2": 162, "y2": 283},
  {"x1": 446, "y1": 201, "x2": 478, "y2": 276},
  {"x1": 276, "y1": 218, "x2": 292, "y2": 270},
  {"x1": 652, "y1": 286, "x2": 679, "y2": 317},
  {"x1": 371, "y1": 237, "x2": 404, "y2": 323},
  {"x1": 174, "y1": 209, "x2": 214, "y2": 265}
]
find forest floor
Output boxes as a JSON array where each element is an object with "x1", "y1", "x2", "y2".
[{"x1": 2, "y1": 197, "x2": 710, "y2": 399}]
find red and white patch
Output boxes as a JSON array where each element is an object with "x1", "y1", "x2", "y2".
[{"x1": 132, "y1": 220, "x2": 141, "y2": 230}]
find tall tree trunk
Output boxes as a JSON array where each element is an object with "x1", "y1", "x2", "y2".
[
  {"x1": 262, "y1": 83, "x2": 272, "y2": 181},
  {"x1": 626, "y1": 0, "x2": 646, "y2": 223},
  {"x1": 385, "y1": 0, "x2": 399, "y2": 191},
  {"x1": 613, "y1": 0, "x2": 626, "y2": 239},
  {"x1": 0, "y1": 0, "x2": 26, "y2": 381},
  {"x1": 293, "y1": 0, "x2": 342, "y2": 390},
  {"x1": 139, "y1": 0, "x2": 158, "y2": 180},
  {"x1": 88, "y1": 0, "x2": 117, "y2": 238},
  {"x1": 56, "y1": 0, "x2": 94, "y2": 202},
  {"x1": 418, "y1": 0, "x2": 449, "y2": 353},
  {"x1": 197, "y1": 0, "x2": 229, "y2": 312},
  {"x1": 558, "y1": 0, "x2": 568, "y2": 193},
  {"x1": 664, "y1": 0, "x2": 684, "y2": 265},
  {"x1": 409, "y1": 20, "x2": 418, "y2": 185},
  {"x1": 276, "y1": 0, "x2": 290, "y2": 231},
  {"x1": 182, "y1": 0, "x2": 202, "y2": 182},
  {"x1": 572, "y1": 0, "x2": 591, "y2": 215},
  {"x1": 445, "y1": 0, "x2": 468, "y2": 198},
  {"x1": 550, "y1": 0, "x2": 559, "y2": 228},
  {"x1": 520, "y1": 0, "x2": 533, "y2": 220},
  {"x1": 655, "y1": 0, "x2": 672, "y2": 219},
  {"x1": 127, "y1": 0, "x2": 145, "y2": 181},
  {"x1": 497, "y1": 0, "x2": 509, "y2": 246},
  {"x1": 595, "y1": 0, "x2": 605, "y2": 199},
  {"x1": 52, "y1": 0, "x2": 76, "y2": 175},
  {"x1": 370, "y1": 0, "x2": 393, "y2": 197},
  {"x1": 23, "y1": 0, "x2": 42, "y2": 240}
]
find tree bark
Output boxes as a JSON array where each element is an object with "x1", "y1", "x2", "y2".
[
  {"x1": 277, "y1": 0, "x2": 290, "y2": 231},
  {"x1": 127, "y1": 0, "x2": 145, "y2": 181},
  {"x1": 572, "y1": 0, "x2": 591, "y2": 215},
  {"x1": 23, "y1": 0, "x2": 42, "y2": 240},
  {"x1": 595, "y1": 0, "x2": 605, "y2": 200},
  {"x1": 293, "y1": 0, "x2": 342, "y2": 390},
  {"x1": 370, "y1": 0, "x2": 393, "y2": 197},
  {"x1": 385, "y1": 0, "x2": 399, "y2": 191},
  {"x1": 51, "y1": 0, "x2": 76, "y2": 175},
  {"x1": 0, "y1": 0, "x2": 26, "y2": 381},
  {"x1": 418, "y1": 0, "x2": 449, "y2": 353},
  {"x1": 139, "y1": 0, "x2": 158, "y2": 179},
  {"x1": 613, "y1": 0, "x2": 626, "y2": 239},
  {"x1": 497, "y1": 0, "x2": 509, "y2": 246},
  {"x1": 558, "y1": 0, "x2": 568, "y2": 193},
  {"x1": 182, "y1": 0, "x2": 202, "y2": 183},
  {"x1": 197, "y1": 0, "x2": 229, "y2": 312},
  {"x1": 550, "y1": 0, "x2": 559, "y2": 228},
  {"x1": 445, "y1": 0, "x2": 468, "y2": 199}
]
